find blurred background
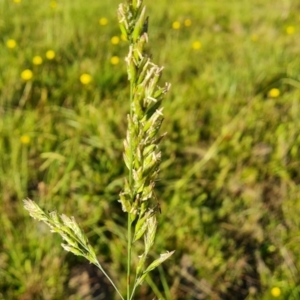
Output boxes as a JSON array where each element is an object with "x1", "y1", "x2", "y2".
[{"x1": 1, "y1": 0, "x2": 300, "y2": 299}]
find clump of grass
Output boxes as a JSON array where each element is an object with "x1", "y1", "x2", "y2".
[{"x1": 23, "y1": 0, "x2": 174, "y2": 299}]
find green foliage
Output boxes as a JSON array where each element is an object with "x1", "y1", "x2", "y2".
[{"x1": 2, "y1": 0, "x2": 300, "y2": 299}]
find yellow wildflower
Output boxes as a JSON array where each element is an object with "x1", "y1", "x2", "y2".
[
  {"x1": 32, "y1": 56, "x2": 43, "y2": 65},
  {"x1": 46, "y1": 50, "x2": 55, "y2": 60},
  {"x1": 13, "y1": 0, "x2": 21, "y2": 3},
  {"x1": 172, "y1": 21, "x2": 181, "y2": 30},
  {"x1": 192, "y1": 41, "x2": 202, "y2": 50},
  {"x1": 6, "y1": 39, "x2": 17, "y2": 49},
  {"x1": 110, "y1": 56, "x2": 120, "y2": 65},
  {"x1": 80, "y1": 73, "x2": 92, "y2": 85},
  {"x1": 251, "y1": 34, "x2": 258, "y2": 41},
  {"x1": 184, "y1": 19, "x2": 192, "y2": 27},
  {"x1": 20, "y1": 135, "x2": 31, "y2": 145},
  {"x1": 111, "y1": 36, "x2": 120, "y2": 45},
  {"x1": 286, "y1": 26, "x2": 295, "y2": 35},
  {"x1": 21, "y1": 69, "x2": 33, "y2": 81},
  {"x1": 99, "y1": 18, "x2": 108, "y2": 26},
  {"x1": 50, "y1": 1, "x2": 57, "y2": 9},
  {"x1": 271, "y1": 287, "x2": 281, "y2": 297},
  {"x1": 268, "y1": 88, "x2": 280, "y2": 98}
]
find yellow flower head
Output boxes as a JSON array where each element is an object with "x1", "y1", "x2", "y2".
[
  {"x1": 21, "y1": 69, "x2": 33, "y2": 81},
  {"x1": 110, "y1": 56, "x2": 120, "y2": 65},
  {"x1": 192, "y1": 41, "x2": 202, "y2": 50},
  {"x1": 46, "y1": 50, "x2": 55, "y2": 60},
  {"x1": 50, "y1": 1, "x2": 57, "y2": 9},
  {"x1": 20, "y1": 135, "x2": 31, "y2": 145},
  {"x1": 172, "y1": 21, "x2": 181, "y2": 30},
  {"x1": 251, "y1": 34, "x2": 258, "y2": 41},
  {"x1": 13, "y1": 0, "x2": 21, "y2": 3},
  {"x1": 6, "y1": 39, "x2": 17, "y2": 49},
  {"x1": 184, "y1": 19, "x2": 192, "y2": 27},
  {"x1": 32, "y1": 56, "x2": 43, "y2": 65},
  {"x1": 271, "y1": 287, "x2": 281, "y2": 297},
  {"x1": 99, "y1": 18, "x2": 108, "y2": 26},
  {"x1": 111, "y1": 36, "x2": 120, "y2": 45},
  {"x1": 268, "y1": 88, "x2": 280, "y2": 98},
  {"x1": 286, "y1": 26, "x2": 295, "y2": 35},
  {"x1": 80, "y1": 73, "x2": 92, "y2": 85}
]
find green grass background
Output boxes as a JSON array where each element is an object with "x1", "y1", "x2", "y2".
[{"x1": 1, "y1": 0, "x2": 300, "y2": 299}]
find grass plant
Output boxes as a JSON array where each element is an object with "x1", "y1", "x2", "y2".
[
  {"x1": 23, "y1": 0, "x2": 174, "y2": 299},
  {"x1": 2, "y1": 0, "x2": 300, "y2": 299}
]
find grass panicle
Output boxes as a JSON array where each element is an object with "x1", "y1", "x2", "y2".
[
  {"x1": 118, "y1": 1, "x2": 174, "y2": 298},
  {"x1": 23, "y1": 0, "x2": 174, "y2": 299}
]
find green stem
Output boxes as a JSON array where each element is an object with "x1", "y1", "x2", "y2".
[
  {"x1": 127, "y1": 212, "x2": 132, "y2": 300},
  {"x1": 129, "y1": 280, "x2": 139, "y2": 300},
  {"x1": 94, "y1": 261, "x2": 124, "y2": 300}
]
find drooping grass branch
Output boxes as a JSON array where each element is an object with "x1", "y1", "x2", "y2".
[
  {"x1": 23, "y1": 199, "x2": 124, "y2": 299},
  {"x1": 23, "y1": 0, "x2": 174, "y2": 299}
]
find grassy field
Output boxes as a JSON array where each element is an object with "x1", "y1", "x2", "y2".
[{"x1": 1, "y1": 0, "x2": 300, "y2": 299}]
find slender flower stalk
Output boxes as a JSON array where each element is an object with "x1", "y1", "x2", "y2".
[{"x1": 23, "y1": 1, "x2": 174, "y2": 299}]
